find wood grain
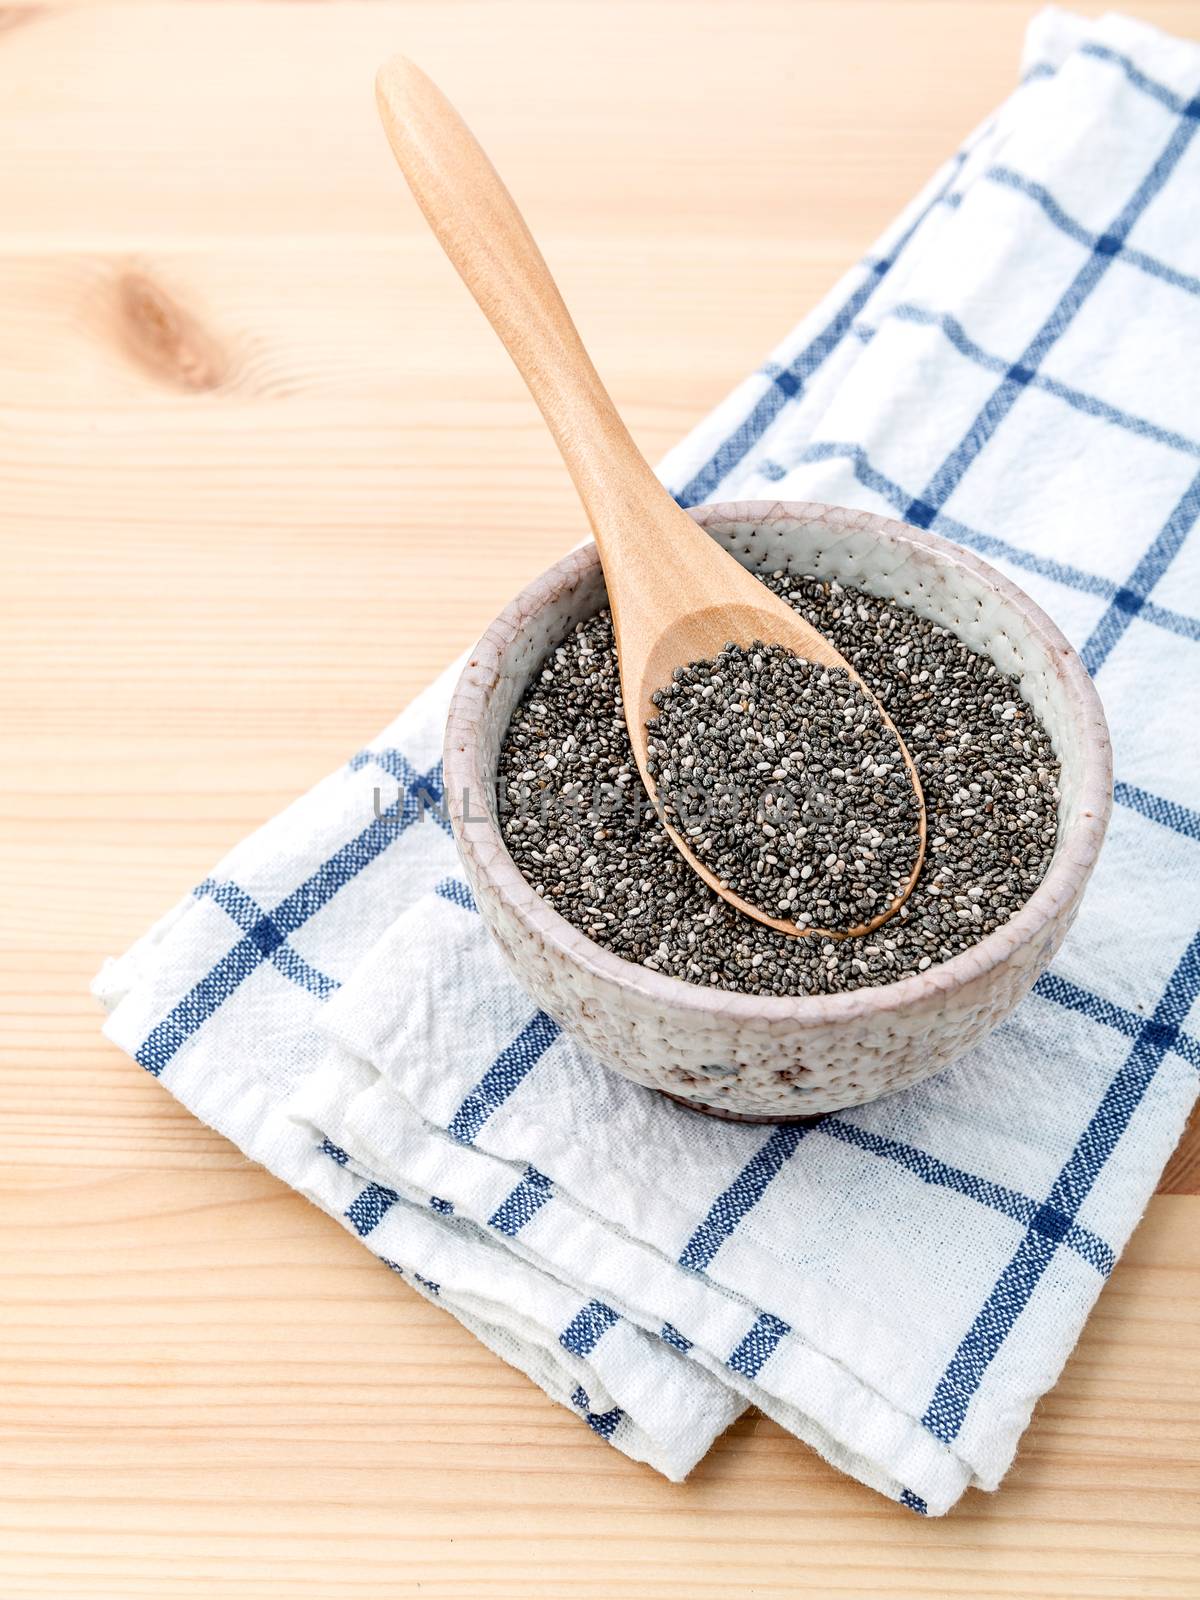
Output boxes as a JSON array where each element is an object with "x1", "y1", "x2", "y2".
[{"x1": 2, "y1": 2, "x2": 1198, "y2": 1595}]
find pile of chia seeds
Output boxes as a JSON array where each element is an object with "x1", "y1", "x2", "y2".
[
  {"x1": 645, "y1": 643, "x2": 921, "y2": 933},
  {"x1": 496, "y1": 570, "x2": 1060, "y2": 996}
]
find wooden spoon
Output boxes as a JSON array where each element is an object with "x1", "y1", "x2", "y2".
[{"x1": 375, "y1": 56, "x2": 925, "y2": 939}]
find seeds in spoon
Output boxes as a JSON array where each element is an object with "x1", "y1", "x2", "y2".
[{"x1": 644, "y1": 642, "x2": 920, "y2": 933}]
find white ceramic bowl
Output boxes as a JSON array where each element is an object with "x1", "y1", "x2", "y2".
[{"x1": 444, "y1": 501, "x2": 1112, "y2": 1119}]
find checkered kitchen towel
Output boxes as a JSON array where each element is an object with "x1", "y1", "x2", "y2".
[{"x1": 95, "y1": 9, "x2": 1200, "y2": 1514}]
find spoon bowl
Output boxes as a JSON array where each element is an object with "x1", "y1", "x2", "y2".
[{"x1": 611, "y1": 524, "x2": 928, "y2": 937}]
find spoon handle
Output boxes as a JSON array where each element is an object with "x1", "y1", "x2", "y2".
[{"x1": 375, "y1": 56, "x2": 668, "y2": 544}]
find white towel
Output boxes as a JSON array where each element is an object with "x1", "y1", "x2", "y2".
[{"x1": 95, "y1": 8, "x2": 1200, "y2": 1514}]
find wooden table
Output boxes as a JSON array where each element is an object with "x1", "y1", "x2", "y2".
[{"x1": 3, "y1": 2, "x2": 1199, "y2": 1594}]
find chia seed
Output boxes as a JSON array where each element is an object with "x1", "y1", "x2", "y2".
[
  {"x1": 645, "y1": 642, "x2": 920, "y2": 933},
  {"x1": 496, "y1": 569, "x2": 1060, "y2": 997}
]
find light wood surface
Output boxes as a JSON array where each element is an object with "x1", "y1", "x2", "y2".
[{"x1": 1, "y1": 2, "x2": 1198, "y2": 1596}]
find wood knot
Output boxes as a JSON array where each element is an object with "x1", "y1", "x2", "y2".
[
  {"x1": 0, "y1": 9, "x2": 40, "y2": 36},
  {"x1": 115, "y1": 269, "x2": 229, "y2": 393}
]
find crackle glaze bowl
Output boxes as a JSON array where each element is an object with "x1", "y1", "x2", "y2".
[{"x1": 444, "y1": 501, "x2": 1112, "y2": 1120}]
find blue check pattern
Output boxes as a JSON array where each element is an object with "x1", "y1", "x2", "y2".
[
  {"x1": 98, "y1": 12, "x2": 1200, "y2": 1515},
  {"x1": 324, "y1": 874, "x2": 1186, "y2": 1490}
]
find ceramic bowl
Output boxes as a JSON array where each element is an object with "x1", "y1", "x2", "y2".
[{"x1": 443, "y1": 501, "x2": 1112, "y2": 1119}]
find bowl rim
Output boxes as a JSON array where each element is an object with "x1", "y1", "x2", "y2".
[{"x1": 443, "y1": 499, "x2": 1113, "y2": 1027}]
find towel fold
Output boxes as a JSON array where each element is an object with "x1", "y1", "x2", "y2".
[{"x1": 96, "y1": 8, "x2": 1200, "y2": 1514}]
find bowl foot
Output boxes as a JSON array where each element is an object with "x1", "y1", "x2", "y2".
[{"x1": 660, "y1": 1090, "x2": 825, "y2": 1125}]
